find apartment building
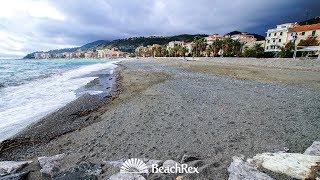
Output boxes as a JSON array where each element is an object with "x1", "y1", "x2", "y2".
[
  {"x1": 289, "y1": 23, "x2": 320, "y2": 46},
  {"x1": 229, "y1": 32, "x2": 256, "y2": 44},
  {"x1": 167, "y1": 41, "x2": 184, "y2": 50},
  {"x1": 265, "y1": 23, "x2": 296, "y2": 52},
  {"x1": 205, "y1": 34, "x2": 224, "y2": 44}
]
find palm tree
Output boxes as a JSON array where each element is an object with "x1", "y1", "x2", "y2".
[
  {"x1": 211, "y1": 40, "x2": 222, "y2": 57},
  {"x1": 161, "y1": 47, "x2": 168, "y2": 57},
  {"x1": 222, "y1": 38, "x2": 233, "y2": 57},
  {"x1": 206, "y1": 45, "x2": 213, "y2": 57},
  {"x1": 232, "y1": 40, "x2": 242, "y2": 57},
  {"x1": 152, "y1": 46, "x2": 162, "y2": 57},
  {"x1": 192, "y1": 36, "x2": 207, "y2": 57},
  {"x1": 178, "y1": 46, "x2": 188, "y2": 57}
]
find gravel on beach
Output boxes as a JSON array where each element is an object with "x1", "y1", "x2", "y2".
[{"x1": 1, "y1": 58, "x2": 320, "y2": 179}]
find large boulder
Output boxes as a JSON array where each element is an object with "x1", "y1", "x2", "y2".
[
  {"x1": 105, "y1": 159, "x2": 126, "y2": 168},
  {"x1": 227, "y1": 156, "x2": 273, "y2": 180},
  {"x1": 252, "y1": 152, "x2": 320, "y2": 179},
  {"x1": 54, "y1": 162, "x2": 102, "y2": 180},
  {"x1": 108, "y1": 173, "x2": 145, "y2": 180},
  {"x1": 38, "y1": 153, "x2": 65, "y2": 177},
  {"x1": 0, "y1": 161, "x2": 32, "y2": 177},
  {"x1": 304, "y1": 141, "x2": 320, "y2": 156},
  {"x1": 0, "y1": 172, "x2": 29, "y2": 180}
]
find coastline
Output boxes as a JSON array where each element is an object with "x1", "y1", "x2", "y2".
[
  {"x1": 1, "y1": 58, "x2": 320, "y2": 179},
  {"x1": 0, "y1": 64, "x2": 123, "y2": 155}
]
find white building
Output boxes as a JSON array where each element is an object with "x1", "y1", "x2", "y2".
[
  {"x1": 182, "y1": 42, "x2": 193, "y2": 55},
  {"x1": 265, "y1": 23, "x2": 297, "y2": 52},
  {"x1": 167, "y1": 41, "x2": 184, "y2": 50}
]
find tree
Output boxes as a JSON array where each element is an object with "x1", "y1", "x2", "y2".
[
  {"x1": 206, "y1": 45, "x2": 213, "y2": 57},
  {"x1": 221, "y1": 38, "x2": 242, "y2": 57},
  {"x1": 178, "y1": 46, "x2": 187, "y2": 57},
  {"x1": 151, "y1": 45, "x2": 162, "y2": 57},
  {"x1": 298, "y1": 37, "x2": 319, "y2": 46},
  {"x1": 242, "y1": 43, "x2": 264, "y2": 58},
  {"x1": 211, "y1": 40, "x2": 222, "y2": 57},
  {"x1": 192, "y1": 36, "x2": 207, "y2": 57},
  {"x1": 278, "y1": 42, "x2": 295, "y2": 58},
  {"x1": 232, "y1": 40, "x2": 242, "y2": 57},
  {"x1": 161, "y1": 47, "x2": 168, "y2": 57}
]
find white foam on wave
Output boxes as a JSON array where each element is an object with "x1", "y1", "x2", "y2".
[{"x1": 0, "y1": 60, "x2": 120, "y2": 141}]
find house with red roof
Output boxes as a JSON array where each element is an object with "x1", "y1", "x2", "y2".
[{"x1": 289, "y1": 23, "x2": 320, "y2": 46}]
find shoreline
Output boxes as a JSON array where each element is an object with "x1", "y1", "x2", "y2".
[
  {"x1": 0, "y1": 64, "x2": 123, "y2": 155},
  {"x1": 0, "y1": 58, "x2": 319, "y2": 179}
]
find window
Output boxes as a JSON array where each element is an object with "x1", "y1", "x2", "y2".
[
  {"x1": 266, "y1": 46, "x2": 269, "y2": 49},
  {"x1": 269, "y1": 33, "x2": 271, "y2": 37},
  {"x1": 279, "y1": 39, "x2": 281, "y2": 42},
  {"x1": 273, "y1": 39, "x2": 275, "y2": 43},
  {"x1": 274, "y1": 33, "x2": 277, "y2": 36},
  {"x1": 312, "y1": 31, "x2": 316, "y2": 36},
  {"x1": 301, "y1": 32, "x2": 305, "y2": 36},
  {"x1": 268, "y1": 40, "x2": 270, "y2": 43},
  {"x1": 280, "y1": 32, "x2": 283, "y2": 36}
]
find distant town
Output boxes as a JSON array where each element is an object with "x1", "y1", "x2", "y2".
[
  {"x1": 33, "y1": 20, "x2": 320, "y2": 59},
  {"x1": 34, "y1": 47, "x2": 126, "y2": 59}
]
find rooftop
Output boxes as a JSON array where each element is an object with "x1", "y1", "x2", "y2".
[{"x1": 291, "y1": 23, "x2": 320, "y2": 32}]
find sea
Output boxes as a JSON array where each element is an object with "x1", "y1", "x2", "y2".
[{"x1": 0, "y1": 58, "x2": 120, "y2": 142}]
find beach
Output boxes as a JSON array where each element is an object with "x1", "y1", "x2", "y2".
[{"x1": 1, "y1": 57, "x2": 320, "y2": 179}]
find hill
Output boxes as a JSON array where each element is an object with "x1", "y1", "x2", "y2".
[
  {"x1": 23, "y1": 40, "x2": 109, "y2": 59},
  {"x1": 299, "y1": 16, "x2": 320, "y2": 25},
  {"x1": 94, "y1": 34, "x2": 208, "y2": 53}
]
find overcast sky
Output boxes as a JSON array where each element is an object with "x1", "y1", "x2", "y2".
[{"x1": 0, "y1": 0, "x2": 319, "y2": 59}]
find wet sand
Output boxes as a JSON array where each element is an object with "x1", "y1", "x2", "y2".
[{"x1": 1, "y1": 58, "x2": 320, "y2": 179}]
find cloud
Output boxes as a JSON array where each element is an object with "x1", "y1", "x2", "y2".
[{"x1": 0, "y1": 0, "x2": 319, "y2": 58}]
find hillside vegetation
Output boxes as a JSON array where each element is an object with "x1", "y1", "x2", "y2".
[
  {"x1": 94, "y1": 34, "x2": 208, "y2": 53},
  {"x1": 299, "y1": 16, "x2": 320, "y2": 25}
]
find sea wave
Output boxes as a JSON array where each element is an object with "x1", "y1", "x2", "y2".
[{"x1": 0, "y1": 60, "x2": 120, "y2": 141}]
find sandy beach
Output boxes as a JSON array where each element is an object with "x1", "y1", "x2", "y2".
[{"x1": 1, "y1": 57, "x2": 320, "y2": 179}]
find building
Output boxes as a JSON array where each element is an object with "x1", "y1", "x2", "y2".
[
  {"x1": 33, "y1": 48, "x2": 125, "y2": 59},
  {"x1": 182, "y1": 42, "x2": 193, "y2": 55},
  {"x1": 84, "y1": 51, "x2": 95, "y2": 58},
  {"x1": 63, "y1": 52, "x2": 72, "y2": 58},
  {"x1": 167, "y1": 41, "x2": 184, "y2": 50},
  {"x1": 229, "y1": 32, "x2": 256, "y2": 44},
  {"x1": 34, "y1": 52, "x2": 50, "y2": 59},
  {"x1": 205, "y1": 34, "x2": 224, "y2": 44},
  {"x1": 289, "y1": 23, "x2": 320, "y2": 46},
  {"x1": 265, "y1": 23, "x2": 297, "y2": 52}
]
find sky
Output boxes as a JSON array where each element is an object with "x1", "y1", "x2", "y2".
[{"x1": 0, "y1": 0, "x2": 319, "y2": 59}]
